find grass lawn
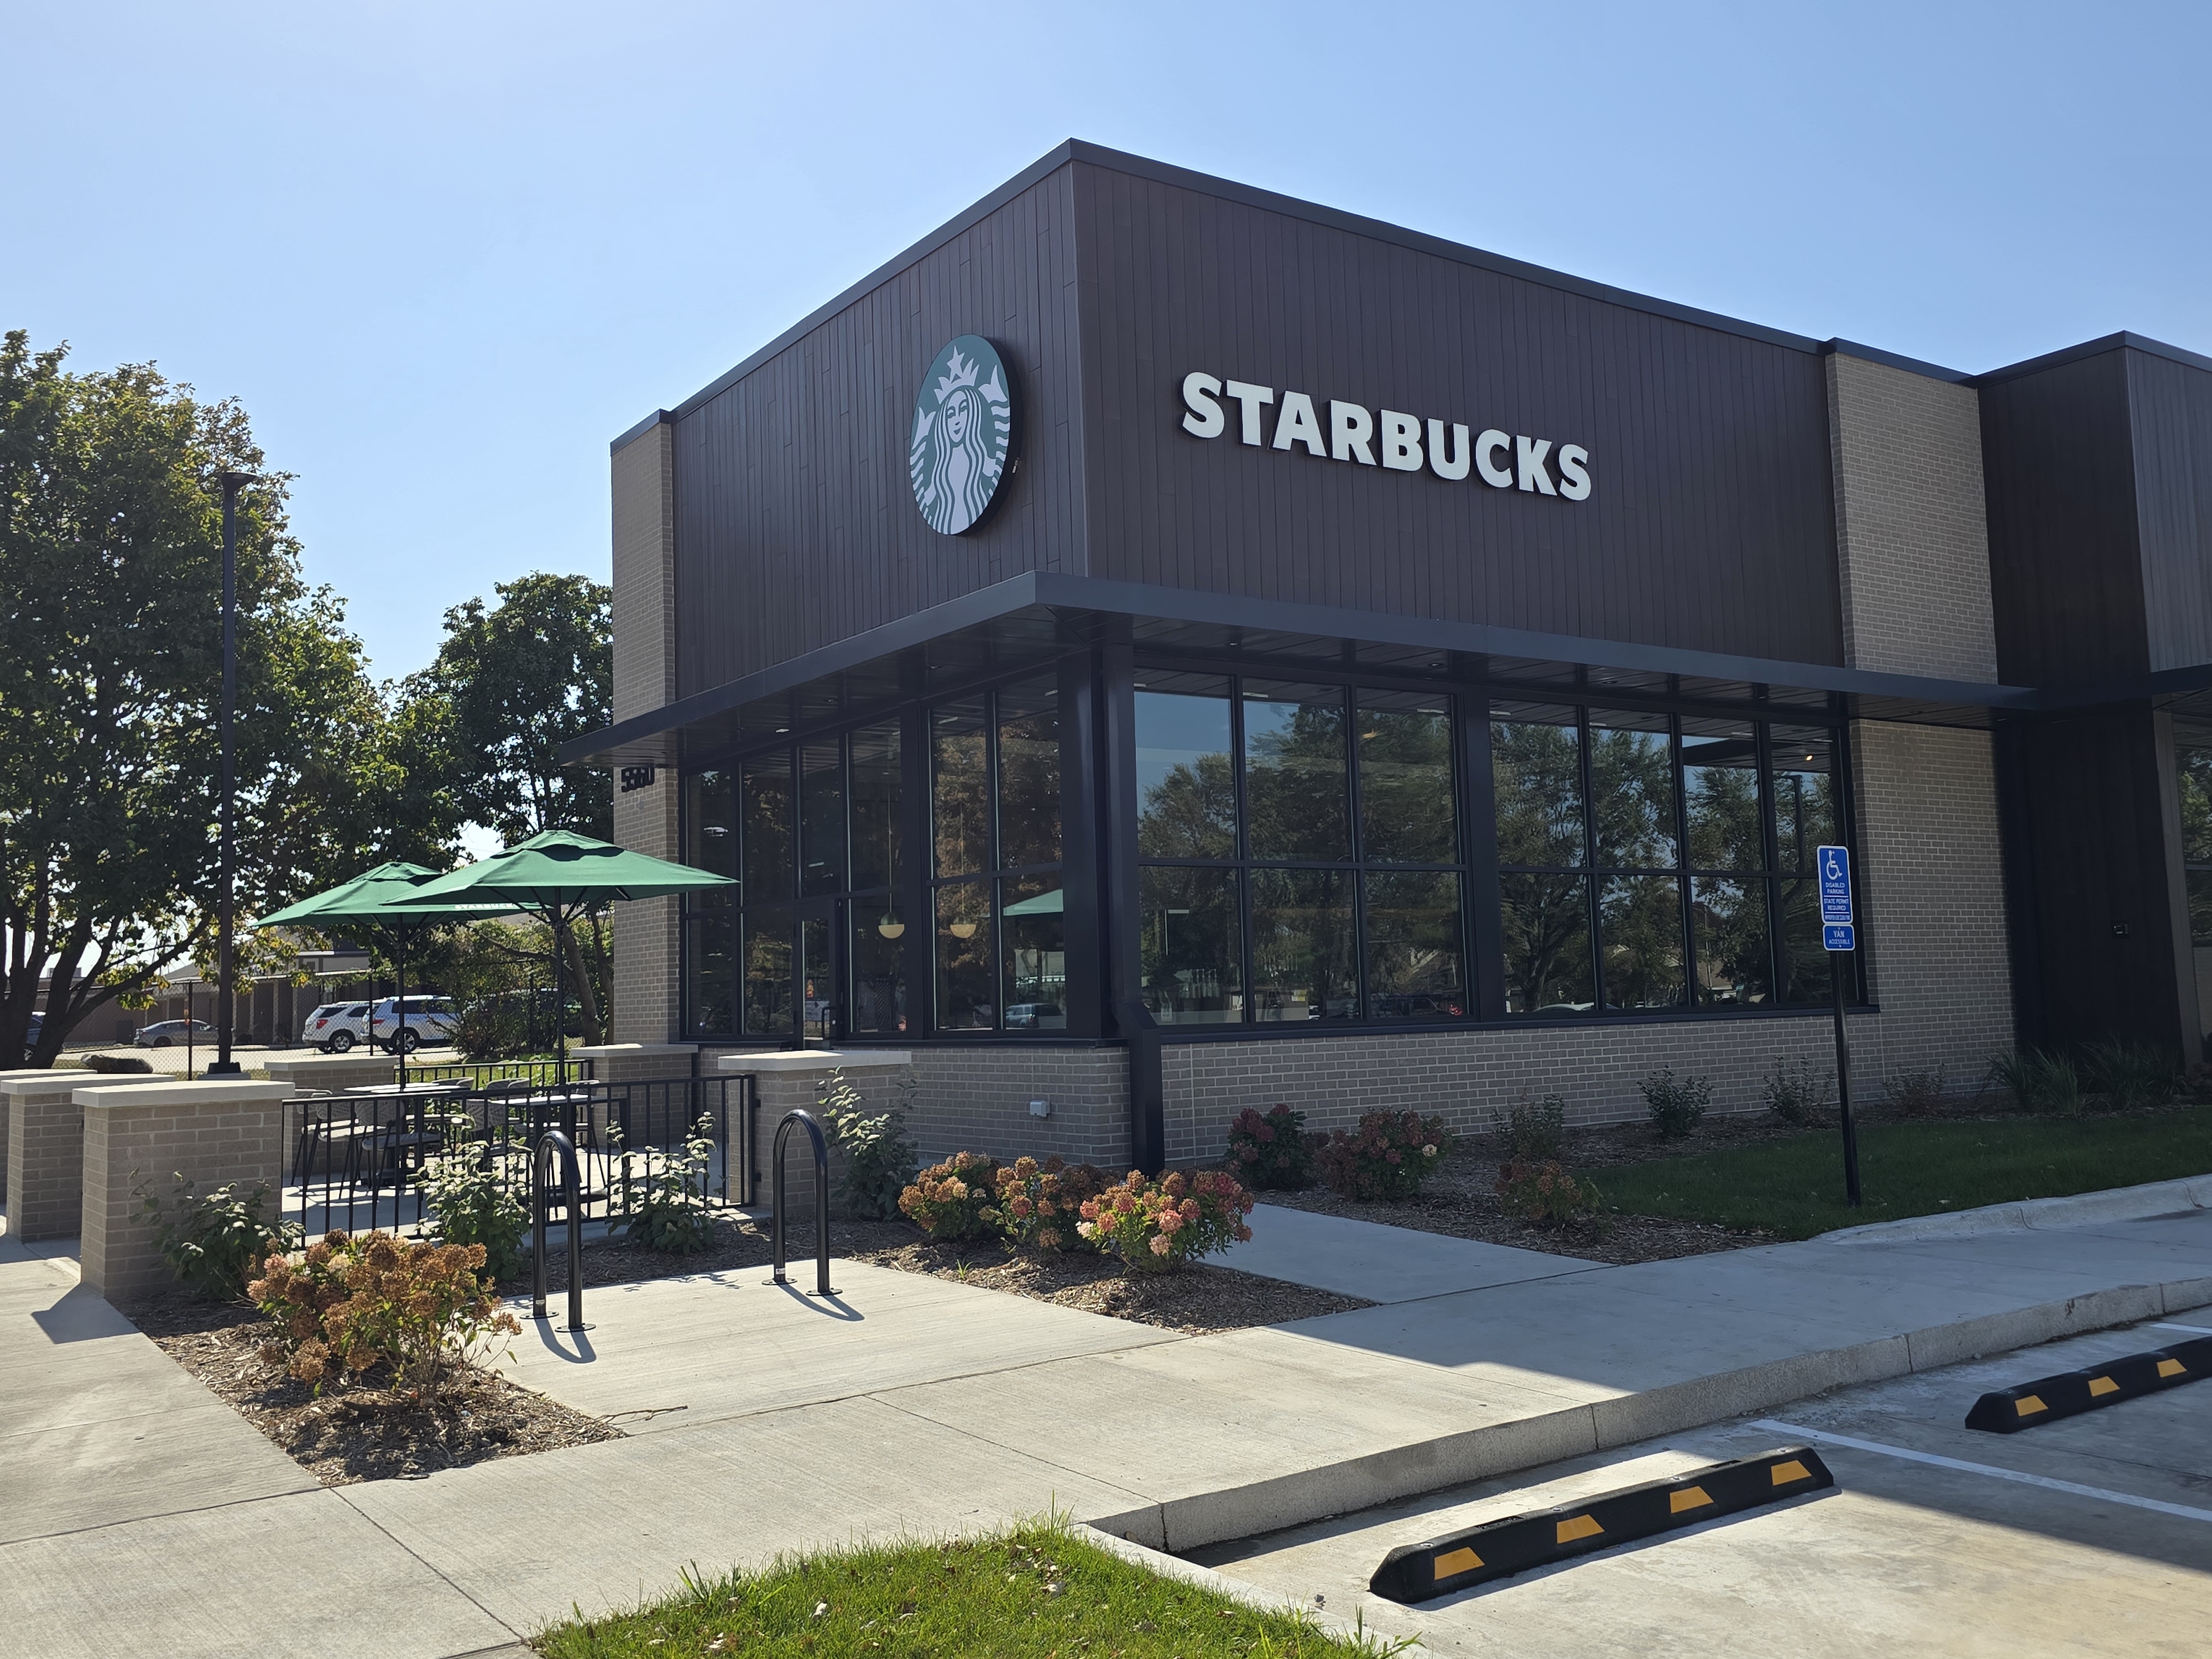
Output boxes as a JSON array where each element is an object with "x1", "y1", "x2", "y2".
[
  {"x1": 1589, "y1": 1108, "x2": 2212, "y2": 1240},
  {"x1": 531, "y1": 1520, "x2": 1404, "y2": 1657}
]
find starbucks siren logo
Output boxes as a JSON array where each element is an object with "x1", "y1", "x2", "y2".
[{"x1": 909, "y1": 335, "x2": 1013, "y2": 535}]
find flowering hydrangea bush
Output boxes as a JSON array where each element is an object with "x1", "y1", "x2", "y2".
[
  {"x1": 988, "y1": 1155, "x2": 1109, "y2": 1253},
  {"x1": 249, "y1": 1230, "x2": 520, "y2": 1397},
  {"x1": 1224, "y1": 1104, "x2": 1314, "y2": 1191},
  {"x1": 898, "y1": 1151, "x2": 1001, "y2": 1241},
  {"x1": 1078, "y1": 1168, "x2": 1254, "y2": 1272},
  {"x1": 1317, "y1": 1110, "x2": 1453, "y2": 1202},
  {"x1": 1495, "y1": 1159, "x2": 1607, "y2": 1230}
]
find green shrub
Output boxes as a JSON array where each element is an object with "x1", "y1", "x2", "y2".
[
  {"x1": 1225, "y1": 1104, "x2": 1316, "y2": 1190},
  {"x1": 419, "y1": 1115, "x2": 530, "y2": 1285},
  {"x1": 620, "y1": 1115, "x2": 722, "y2": 1254},
  {"x1": 1762, "y1": 1056, "x2": 1829, "y2": 1125},
  {"x1": 1503, "y1": 1094, "x2": 1568, "y2": 1160},
  {"x1": 1078, "y1": 1168, "x2": 1253, "y2": 1272},
  {"x1": 1883, "y1": 1065, "x2": 1947, "y2": 1118},
  {"x1": 249, "y1": 1230, "x2": 520, "y2": 1397},
  {"x1": 899, "y1": 1151, "x2": 1001, "y2": 1241},
  {"x1": 988, "y1": 1155, "x2": 1110, "y2": 1253},
  {"x1": 818, "y1": 1067, "x2": 920, "y2": 1219},
  {"x1": 134, "y1": 1173, "x2": 299, "y2": 1300},
  {"x1": 2083, "y1": 1038, "x2": 2177, "y2": 1112},
  {"x1": 1989, "y1": 1048, "x2": 2084, "y2": 1117},
  {"x1": 454, "y1": 996, "x2": 529, "y2": 1063},
  {"x1": 1317, "y1": 1110, "x2": 1454, "y2": 1201},
  {"x1": 1639, "y1": 1068, "x2": 1710, "y2": 1139},
  {"x1": 1495, "y1": 1160, "x2": 1606, "y2": 1229}
]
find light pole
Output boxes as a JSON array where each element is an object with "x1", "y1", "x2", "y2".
[{"x1": 207, "y1": 471, "x2": 255, "y2": 1077}]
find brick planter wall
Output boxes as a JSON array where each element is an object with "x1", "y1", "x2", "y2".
[
  {"x1": 3, "y1": 1071, "x2": 169, "y2": 1241},
  {"x1": 77, "y1": 1080, "x2": 290, "y2": 1300}
]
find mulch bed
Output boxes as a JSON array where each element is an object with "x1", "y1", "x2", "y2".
[
  {"x1": 124, "y1": 1294, "x2": 622, "y2": 1487},
  {"x1": 533, "y1": 1213, "x2": 1369, "y2": 1333}
]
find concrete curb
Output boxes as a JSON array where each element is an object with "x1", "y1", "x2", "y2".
[
  {"x1": 1817, "y1": 1175, "x2": 2212, "y2": 1246},
  {"x1": 1081, "y1": 1273, "x2": 2212, "y2": 1553},
  {"x1": 1074, "y1": 1523, "x2": 1428, "y2": 1652}
]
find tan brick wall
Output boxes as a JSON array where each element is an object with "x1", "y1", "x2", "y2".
[
  {"x1": 3, "y1": 1072, "x2": 168, "y2": 1240},
  {"x1": 1160, "y1": 1019, "x2": 1864, "y2": 1166},
  {"x1": 1850, "y1": 721, "x2": 2016, "y2": 1081},
  {"x1": 611, "y1": 417, "x2": 682, "y2": 1044},
  {"x1": 1825, "y1": 351, "x2": 1997, "y2": 680},
  {"x1": 905, "y1": 1047, "x2": 1130, "y2": 1167},
  {"x1": 77, "y1": 1080, "x2": 289, "y2": 1300}
]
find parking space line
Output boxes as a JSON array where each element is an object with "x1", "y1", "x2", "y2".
[
  {"x1": 1750, "y1": 1420, "x2": 2212, "y2": 1525},
  {"x1": 2152, "y1": 1322, "x2": 2212, "y2": 1337}
]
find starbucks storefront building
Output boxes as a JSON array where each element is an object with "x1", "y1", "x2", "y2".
[{"x1": 569, "y1": 142, "x2": 2212, "y2": 1170}]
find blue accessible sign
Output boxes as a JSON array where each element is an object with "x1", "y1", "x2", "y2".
[
  {"x1": 1817, "y1": 844, "x2": 1853, "y2": 926},
  {"x1": 1824, "y1": 922, "x2": 1856, "y2": 952}
]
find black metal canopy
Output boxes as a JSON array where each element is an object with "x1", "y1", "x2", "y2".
[{"x1": 562, "y1": 571, "x2": 2046, "y2": 771}]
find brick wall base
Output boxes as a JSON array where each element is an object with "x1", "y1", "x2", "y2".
[
  {"x1": 3, "y1": 1072, "x2": 168, "y2": 1241},
  {"x1": 78, "y1": 1080, "x2": 290, "y2": 1300}
]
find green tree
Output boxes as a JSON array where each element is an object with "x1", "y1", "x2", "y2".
[
  {"x1": 403, "y1": 573, "x2": 613, "y2": 1042},
  {"x1": 0, "y1": 331, "x2": 394, "y2": 1063}
]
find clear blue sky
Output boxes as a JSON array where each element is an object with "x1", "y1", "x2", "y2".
[{"x1": 10, "y1": 2, "x2": 2207, "y2": 683}]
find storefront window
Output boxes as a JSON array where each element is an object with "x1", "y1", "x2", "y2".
[
  {"x1": 927, "y1": 675, "x2": 1065, "y2": 1032},
  {"x1": 800, "y1": 741, "x2": 846, "y2": 896},
  {"x1": 1691, "y1": 877, "x2": 1771, "y2": 1007},
  {"x1": 998, "y1": 678, "x2": 1061, "y2": 870},
  {"x1": 1245, "y1": 682, "x2": 1350, "y2": 860},
  {"x1": 1493, "y1": 702, "x2": 1843, "y2": 1019},
  {"x1": 1135, "y1": 678, "x2": 1234, "y2": 859},
  {"x1": 932, "y1": 700, "x2": 989, "y2": 878},
  {"x1": 742, "y1": 906, "x2": 793, "y2": 1035},
  {"x1": 1360, "y1": 693, "x2": 1457, "y2": 864},
  {"x1": 1136, "y1": 674, "x2": 1468, "y2": 1028},
  {"x1": 742, "y1": 753, "x2": 794, "y2": 902},
  {"x1": 1365, "y1": 870, "x2": 1467, "y2": 1018},
  {"x1": 934, "y1": 878, "x2": 994, "y2": 1030},
  {"x1": 1139, "y1": 864, "x2": 1242, "y2": 1024},
  {"x1": 1493, "y1": 705, "x2": 1585, "y2": 868},
  {"x1": 1001, "y1": 874, "x2": 1066, "y2": 1029},
  {"x1": 682, "y1": 770, "x2": 735, "y2": 899},
  {"x1": 1500, "y1": 872, "x2": 1593, "y2": 1014},
  {"x1": 1249, "y1": 868, "x2": 1358, "y2": 1021}
]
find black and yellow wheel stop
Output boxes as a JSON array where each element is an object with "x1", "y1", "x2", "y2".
[
  {"x1": 1368, "y1": 1447, "x2": 1834, "y2": 1604},
  {"x1": 1965, "y1": 1334, "x2": 2212, "y2": 1433}
]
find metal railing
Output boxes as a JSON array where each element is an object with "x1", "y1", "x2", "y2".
[
  {"x1": 770, "y1": 1108, "x2": 833, "y2": 1296},
  {"x1": 281, "y1": 1073, "x2": 753, "y2": 1244}
]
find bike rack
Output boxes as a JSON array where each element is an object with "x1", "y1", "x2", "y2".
[
  {"x1": 770, "y1": 1108, "x2": 834, "y2": 1296},
  {"x1": 531, "y1": 1128, "x2": 587, "y2": 1333}
]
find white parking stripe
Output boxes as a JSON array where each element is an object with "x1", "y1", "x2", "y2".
[
  {"x1": 2152, "y1": 1322, "x2": 2212, "y2": 1336},
  {"x1": 1750, "y1": 1420, "x2": 2212, "y2": 1526}
]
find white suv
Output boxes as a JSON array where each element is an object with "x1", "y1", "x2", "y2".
[
  {"x1": 370, "y1": 996, "x2": 458, "y2": 1054},
  {"x1": 305, "y1": 1003, "x2": 372, "y2": 1051}
]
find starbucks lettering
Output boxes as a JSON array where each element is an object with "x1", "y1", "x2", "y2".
[{"x1": 1178, "y1": 369, "x2": 1592, "y2": 500}]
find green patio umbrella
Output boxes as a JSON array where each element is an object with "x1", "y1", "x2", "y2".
[
  {"x1": 390, "y1": 830, "x2": 737, "y2": 1081},
  {"x1": 255, "y1": 862, "x2": 516, "y2": 1089}
]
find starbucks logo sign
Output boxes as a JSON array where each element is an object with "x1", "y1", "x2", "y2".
[{"x1": 909, "y1": 335, "x2": 1014, "y2": 534}]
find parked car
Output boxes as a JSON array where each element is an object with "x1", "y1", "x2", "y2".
[
  {"x1": 17, "y1": 1010, "x2": 42, "y2": 1062},
  {"x1": 304, "y1": 1002, "x2": 372, "y2": 1051},
  {"x1": 134, "y1": 1019, "x2": 215, "y2": 1048},
  {"x1": 369, "y1": 995, "x2": 458, "y2": 1055},
  {"x1": 1003, "y1": 1002, "x2": 1064, "y2": 1029}
]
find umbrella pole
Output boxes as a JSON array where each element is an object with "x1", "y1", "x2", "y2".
[
  {"x1": 395, "y1": 932, "x2": 406, "y2": 1093},
  {"x1": 551, "y1": 905, "x2": 565, "y2": 1088}
]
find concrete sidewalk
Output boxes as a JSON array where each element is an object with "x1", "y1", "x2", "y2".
[{"x1": 4, "y1": 1203, "x2": 2209, "y2": 1658}]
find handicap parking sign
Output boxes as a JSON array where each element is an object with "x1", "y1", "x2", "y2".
[
  {"x1": 1824, "y1": 922, "x2": 1856, "y2": 952},
  {"x1": 1817, "y1": 845, "x2": 1853, "y2": 925}
]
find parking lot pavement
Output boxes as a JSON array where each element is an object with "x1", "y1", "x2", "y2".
[{"x1": 1188, "y1": 1314, "x2": 2212, "y2": 1657}]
